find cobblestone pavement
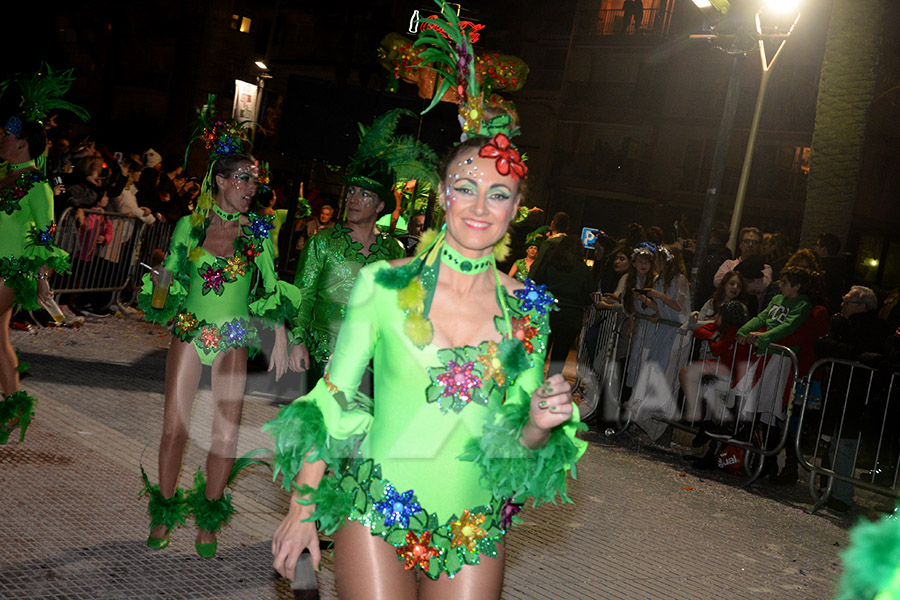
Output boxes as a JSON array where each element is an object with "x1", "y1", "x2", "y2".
[{"x1": 0, "y1": 313, "x2": 865, "y2": 599}]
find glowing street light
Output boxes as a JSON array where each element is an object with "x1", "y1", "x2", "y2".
[
  {"x1": 725, "y1": 1, "x2": 802, "y2": 251},
  {"x1": 254, "y1": 60, "x2": 268, "y2": 70}
]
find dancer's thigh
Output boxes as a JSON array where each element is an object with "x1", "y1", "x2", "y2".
[
  {"x1": 419, "y1": 543, "x2": 505, "y2": 600},
  {"x1": 333, "y1": 520, "x2": 417, "y2": 600}
]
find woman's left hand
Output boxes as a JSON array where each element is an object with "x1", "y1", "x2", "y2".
[
  {"x1": 269, "y1": 326, "x2": 289, "y2": 381},
  {"x1": 528, "y1": 374, "x2": 574, "y2": 433}
]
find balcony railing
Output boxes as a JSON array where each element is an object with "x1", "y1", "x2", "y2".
[{"x1": 574, "y1": 7, "x2": 673, "y2": 40}]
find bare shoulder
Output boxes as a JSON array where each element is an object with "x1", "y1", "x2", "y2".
[{"x1": 497, "y1": 271, "x2": 525, "y2": 294}]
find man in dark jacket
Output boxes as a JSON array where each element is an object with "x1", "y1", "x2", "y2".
[{"x1": 813, "y1": 285, "x2": 887, "y2": 512}]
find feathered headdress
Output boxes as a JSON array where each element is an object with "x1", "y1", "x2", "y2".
[
  {"x1": 0, "y1": 63, "x2": 90, "y2": 126},
  {"x1": 343, "y1": 108, "x2": 439, "y2": 215},
  {"x1": 185, "y1": 94, "x2": 252, "y2": 226},
  {"x1": 413, "y1": 0, "x2": 523, "y2": 142}
]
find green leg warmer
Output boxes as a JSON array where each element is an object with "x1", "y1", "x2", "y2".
[
  {"x1": 0, "y1": 390, "x2": 36, "y2": 444},
  {"x1": 140, "y1": 467, "x2": 189, "y2": 534}
]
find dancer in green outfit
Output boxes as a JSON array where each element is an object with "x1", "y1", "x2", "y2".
[
  {"x1": 0, "y1": 65, "x2": 86, "y2": 444},
  {"x1": 139, "y1": 101, "x2": 301, "y2": 557},
  {"x1": 288, "y1": 109, "x2": 434, "y2": 378}
]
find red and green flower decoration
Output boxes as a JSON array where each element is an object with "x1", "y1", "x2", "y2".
[
  {"x1": 331, "y1": 459, "x2": 508, "y2": 578},
  {"x1": 427, "y1": 347, "x2": 493, "y2": 414},
  {"x1": 478, "y1": 133, "x2": 527, "y2": 180},
  {"x1": 1, "y1": 171, "x2": 46, "y2": 215},
  {"x1": 197, "y1": 325, "x2": 223, "y2": 351}
]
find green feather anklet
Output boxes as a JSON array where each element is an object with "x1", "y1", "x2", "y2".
[
  {"x1": 0, "y1": 391, "x2": 37, "y2": 444},
  {"x1": 186, "y1": 470, "x2": 235, "y2": 534},
  {"x1": 140, "y1": 467, "x2": 189, "y2": 547}
]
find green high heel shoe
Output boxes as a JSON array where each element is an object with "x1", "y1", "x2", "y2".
[
  {"x1": 0, "y1": 391, "x2": 36, "y2": 444},
  {"x1": 140, "y1": 467, "x2": 189, "y2": 550},
  {"x1": 186, "y1": 470, "x2": 234, "y2": 559},
  {"x1": 195, "y1": 539, "x2": 217, "y2": 558}
]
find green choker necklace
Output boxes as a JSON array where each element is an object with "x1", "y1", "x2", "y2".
[
  {"x1": 9, "y1": 160, "x2": 35, "y2": 170},
  {"x1": 440, "y1": 244, "x2": 493, "y2": 274},
  {"x1": 212, "y1": 204, "x2": 241, "y2": 221}
]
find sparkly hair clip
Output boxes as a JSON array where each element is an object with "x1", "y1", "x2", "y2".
[
  {"x1": 4, "y1": 115, "x2": 22, "y2": 136},
  {"x1": 658, "y1": 246, "x2": 674, "y2": 263}
]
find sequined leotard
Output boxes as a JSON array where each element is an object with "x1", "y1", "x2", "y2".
[
  {"x1": 0, "y1": 168, "x2": 69, "y2": 309},
  {"x1": 139, "y1": 213, "x2": 301, "y2": 365},
  {"x1": 267, "y1": 262, "x2": 586, "y2": 579}
]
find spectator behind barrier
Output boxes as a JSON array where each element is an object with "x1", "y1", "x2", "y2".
[
  {"x1": 812, "y1": 285, "x2": 887, "y2": 512},
  {"x1": 714, "y1": 226, "x2": 771, "y2": 316}
]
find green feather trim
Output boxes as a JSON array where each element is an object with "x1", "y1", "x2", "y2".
[
  {"x1": 417, "y1": 228, "x2": 440, "y2": 253},
  {"x1": 459, "y1": 400, "x2": 585, "y2": 506},
  {"x1": 498, "y1": 337, "x2": 530, "y2": 380},
  {"x1": 374, "y1": 261, "x2": 419, "y2": 290},
  {"x1": 293, "y1": 478, "x2": 356, "y2": 536},
  {"x1": 139, "y1": 467, "x2": 189, "y2": 533},
  {"x1": 0, "y1": 391, "x2": 36, "y2": 444},
  {"x1": 227, "y1": 448, "x2": 271, "y2": 487},
  {"x1": 186, "y1": 470, "x2": 234, "y2": 534},
  {"x1": 838, "y1": 510, "x2": 900, "y2": 600},
  {"x1": 262, "y1": 400, "x2": 329, "y2": 490}
]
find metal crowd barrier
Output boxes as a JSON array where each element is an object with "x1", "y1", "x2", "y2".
[
  {"x1": 794, "y1": 357, "x2": 900, "y2": 512},
  {"x1": 580, "y1": 308, "x2": 801, "y2": 486},
  {"x1": 48, "y1": 207, "x2": 174, "y2": 314}
]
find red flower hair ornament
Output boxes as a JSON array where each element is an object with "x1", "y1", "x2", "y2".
[{"x1": 478, "y1": 133, "x2": 527, "y2": 181}]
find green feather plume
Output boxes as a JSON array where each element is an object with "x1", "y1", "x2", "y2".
[
  {"x1": 186, "y1": 470, "x2": 234, "y2": 534},
  {"x1": 0, "y1": 63, "x2": 90, "y2": 124},
  {"x1": 292, "y1": 478, "x2": 356, "y2": 536},
  {"x1": 374, "y1": 261, "x2": 419, "y2": 290},
  {"x1": 227, "y1": 448, "x2": 271, "y2": 487}
]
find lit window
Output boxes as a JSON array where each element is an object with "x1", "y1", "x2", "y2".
[{"x1": 231, "y1": 14, "x2": 252, "y2": 33}]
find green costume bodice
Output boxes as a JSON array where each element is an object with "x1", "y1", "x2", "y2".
[
  {"x1": 291, "y1": 223, "x2": 404, "y2": 362},
  {"x1": 267, "y1": 264, "x2": 586, "y2": 579},
  {"x1": 512, "y1": 258, "x2": 529, "y2": 282},
  {"x1": 139, "y1": 213, "x2": 301, "y2": 365},
  {"x1": 0, "y1": 168, "x2": 69, "y2": 310}
]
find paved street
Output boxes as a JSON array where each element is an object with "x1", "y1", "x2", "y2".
[{"x1": 0, "y1": 313, "x2": 867, "y2": 599}]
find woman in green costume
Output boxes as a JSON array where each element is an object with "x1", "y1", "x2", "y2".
[
  {"x1": 140, "y1": 150, "x2": 300, "y2": 557},
  {"x1": 0, "y1": 65, "x2": 85, "y2": 444},
  {"x1": 268, "y1": 133, "x2": 586, "y2": 598},
  {"x1": 507, "y1": 240, "x2": 539, "y2": 283},
  {"x1": 0, "y1": 117, "x2": 70, "y2": 443}
]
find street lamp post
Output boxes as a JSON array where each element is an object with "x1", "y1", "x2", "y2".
[{"x1": 725, "y1": 5, "x2": 801, "y2": 252}]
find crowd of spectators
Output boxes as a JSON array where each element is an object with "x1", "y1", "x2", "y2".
[{"x1": 513, "y1": 214, "x2": 900, "y2": 512}]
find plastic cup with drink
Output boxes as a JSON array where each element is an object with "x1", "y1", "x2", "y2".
[{"x1": 151, "y1": 267, "x2": 173, "y2": 310}]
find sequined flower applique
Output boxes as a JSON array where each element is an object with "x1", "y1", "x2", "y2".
[
  {"x1": 220, "y1": 319, "x2": 248, "y2": 345},
  {"x1": 513, "y1": 279, "x2": 556, "y2": 315},
  {"x1": 449, "y1": 510, "x2": 488, "y2": 552},
  {"x1": 247, "y1": 216, "x2": 274, "y2": 240},
  {"x1": 199, "y1": 265, "x2": 227, "y2": 295},
  {"x1": 510, "y1": 315, "x2": 539, "y2": 353},
  {"x1": 374, "y1": 483, "x2": 422, "y2": 528},
  {"x1": 478, "y1": 133, "x2": 527, "y2": 180},
  {"x1": 395, "y1": 531, "x2": 441, "y2": 570},
  {"x1": 197, "y1": 325, "x2": 222, "y2": 351},
  {"x1": 34, "y1": 224, "x2": 57, "y2": 247},
  {"x1": 174, "y1": 311, "x2": 200, "y2": 337},
  {"x1": 432, "y1": 359, "x2": 483, "y2": 413},
  {"x1": 223, "y1": 255, "x2": 248, "y2": 279},
  {"x1": 476, "y1": 341, "x2": 506, "y2": 387}
]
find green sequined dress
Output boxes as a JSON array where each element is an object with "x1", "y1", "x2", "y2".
[
  {"x1": 139, "y1": 213, "x2": 301, "y2": 365},
  {"x1": 0, "y1": 169, "x2": 69, "y2": 310},
  {"x1": 266, "y1": 263, "x2": 586, "y2": 579},
  {"x1": 290, "y1": 223, "x2": 404, "y2": 363}
]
